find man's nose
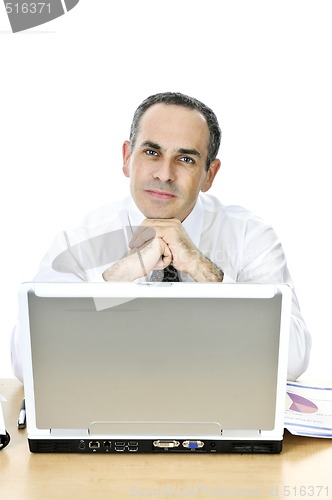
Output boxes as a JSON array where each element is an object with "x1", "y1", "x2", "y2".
[{"x1": 153, "y1": 158, "x2": 175, "y2": 182}]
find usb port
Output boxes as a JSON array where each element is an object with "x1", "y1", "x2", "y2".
[
  {"x1": 115, "y1": 441, "x2": 126, "y2": 452},
  {"x1": 128, "y1": 441, "x2": 138, "y2": 452}
]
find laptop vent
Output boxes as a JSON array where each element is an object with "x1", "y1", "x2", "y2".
[{"x1": 34, "y1": 440, "x2": 74, "y2": 453}]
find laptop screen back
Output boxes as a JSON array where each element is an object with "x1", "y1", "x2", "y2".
[{"x1": 25, "y1": 284, "x2": 284, "y2": 435}]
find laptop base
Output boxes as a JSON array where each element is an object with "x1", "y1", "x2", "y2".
[{"x1": 28, "y1": 438, "x2": 283, "y2": 454}]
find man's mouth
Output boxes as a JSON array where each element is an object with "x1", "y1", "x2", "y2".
[{"x1": 145, "y1": 189, "x2": 177, "y2": 200}]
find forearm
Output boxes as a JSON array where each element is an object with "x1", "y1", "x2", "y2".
[
  {"x1": 186, "y1": 253, "x2": 224, "y2": 282},
  {"x1": 102, "y1": 252, "x2": 146, "y2": 282}
]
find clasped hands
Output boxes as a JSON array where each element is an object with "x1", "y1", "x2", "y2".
[{"x1": 102, "y1": 218, "x2": 223, "y2": 282}]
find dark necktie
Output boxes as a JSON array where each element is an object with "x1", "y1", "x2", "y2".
[{"x1": 151, "y1": 264, "x2": 180, "y2": 282}]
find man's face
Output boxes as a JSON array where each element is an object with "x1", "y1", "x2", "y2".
[{"x1": 123, "y1": 103, "x2": 220, "y2": 221}]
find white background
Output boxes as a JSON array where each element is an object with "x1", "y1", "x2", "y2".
[{"x1": 0, "y1": 1, "x2": 331, "y2": 380}]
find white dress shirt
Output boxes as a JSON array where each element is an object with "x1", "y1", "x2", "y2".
[{"x1": 11, "y1": 193, "x2": 311, "y2": 381}]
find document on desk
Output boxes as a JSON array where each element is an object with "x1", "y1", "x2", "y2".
[{"x1": 285, "y1": 382, "x2": 332, "y2": 438}]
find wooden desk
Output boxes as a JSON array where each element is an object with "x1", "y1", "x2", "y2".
[{"x1": 1, "y1": 379, "x2": 331, "y2": 500}]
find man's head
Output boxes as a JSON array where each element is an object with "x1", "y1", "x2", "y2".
[
  {"x1": 129, "y1": 92, "x2": 221, "y2": 170},
  {"x1": 123, "y1": 92, "x2": 221, "y2": 222}
]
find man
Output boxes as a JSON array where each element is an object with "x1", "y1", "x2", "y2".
[
  {"x1": 11, "y1": 92, "x2": 311, "y2": 381},
  {"x1": 103, "y1": 92, "x2": 223, "y2": 283}
]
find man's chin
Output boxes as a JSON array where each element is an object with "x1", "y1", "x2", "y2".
[
  {"x1": 144, "y1": 211, "x2": 177, "y2": 220},
  {"x1": 137, "y1": 202, "x2": 175, "y2": 220}
]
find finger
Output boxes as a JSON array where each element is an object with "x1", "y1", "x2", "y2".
[
  {"x1": 153, "y1": 257, "x2": 168, "y2": 270},
  {"x1": 160, "y1": 244, "x2": 173, "y2": 268},
  {"x1": 153, "y1": 253, "x2": 173, "y2": 270}
]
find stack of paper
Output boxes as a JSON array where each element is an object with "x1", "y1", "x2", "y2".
[{"x1": 285, "y1": 382, "x2": 332, "y2": 438}]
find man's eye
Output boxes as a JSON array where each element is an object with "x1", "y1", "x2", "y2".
[
  {"x1": 180, "y1": 156, "x2": 195, "y2": 164},
  {"x1": 144, "y1": 149, "x2": 158, "y2": 157}
]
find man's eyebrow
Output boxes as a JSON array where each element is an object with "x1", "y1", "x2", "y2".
[
  {"x1": 140, "y1": 141, "x2": 161, "y2": 150},
  {"x1": 178, "y1": 148, "x2": 201, "y2": 157}
]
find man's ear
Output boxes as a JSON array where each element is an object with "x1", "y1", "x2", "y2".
[
  {"x1": 201, "y1": 159, "x2": 221, "y2": 193},
  {"x1": 122, "y1": 140, "x2": 131, "y2": 177}
]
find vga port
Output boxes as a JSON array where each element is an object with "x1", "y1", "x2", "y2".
[{"x1": 182, "y1": 440, "x2": 204, "y2": 449}]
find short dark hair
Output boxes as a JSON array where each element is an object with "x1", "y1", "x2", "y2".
[{"x1": 129, "y1": 92, "x2": 222, "y2": 170}]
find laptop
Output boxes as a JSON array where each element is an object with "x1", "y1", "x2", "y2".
[{"x1": 18, "y1": 282, "x2": 291, "y2": 454}]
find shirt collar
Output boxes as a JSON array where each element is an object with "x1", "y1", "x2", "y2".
[{"x1": 128, "y1": 195, "x2": 204, "y2": 248}]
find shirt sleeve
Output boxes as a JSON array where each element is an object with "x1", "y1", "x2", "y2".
[
  {"x1": 33, "y1": 230, "x2": 88, "y2": 282},
  {"x1": 239, "y1": 224, "x2": 311, "y2": 381},
  {"x1": 11, "y1": 231, "x2": 87, "y2": 382}
]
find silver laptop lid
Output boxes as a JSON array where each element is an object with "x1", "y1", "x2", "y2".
[{"x1": 20, "y1": 283, "x2": 291, "y2": 437}]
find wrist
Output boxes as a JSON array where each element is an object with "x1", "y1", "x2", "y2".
[
  {"x1": 187, "y1": 254, "x2": 224, "y2": 282},
  {"x1": 102, "y1": 253, "x2": 145, "y2": 282}
]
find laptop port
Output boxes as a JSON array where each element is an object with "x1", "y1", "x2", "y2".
[
  {"x1": 78, "y1": 440, "x2": 86, "y2": 450},
  {"x1": 128, "y1": 441, "x2": 138, "y2": 452},
  {"x1": 89, "y1": 441, "x2": 101, "y2": 449},
  {"x1": 115, "y1": 441, "x2": 126, "y2": 452},
  {"x1": 153, "y1": 440, "x2": 180, "y2": 449},
  {"x1": 103, "y1": 441, "x2": 112, "y2": 449},
  {"x1": 182, "y1": 440, "x2": 204, "y2": 449}
]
